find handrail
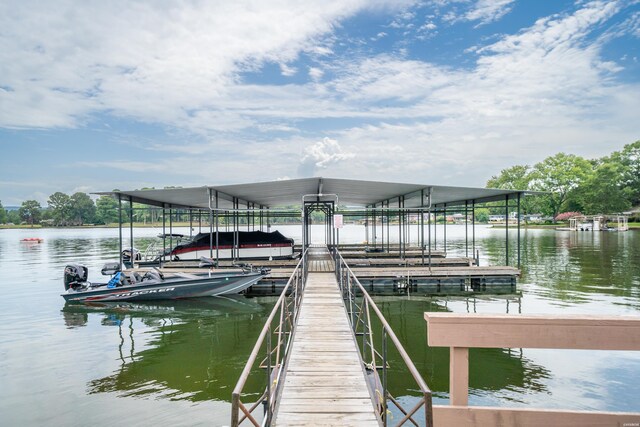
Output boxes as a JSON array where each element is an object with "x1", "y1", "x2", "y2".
[
  {"x1": 231, "y1": 249, "x2": 308, "y2": 427},
  {"x1": 424, "y1": 313, "x2": 640, "y2": 426},
  {"x1": 333, "y1": 248, "x2": 434, "y2": 427}
]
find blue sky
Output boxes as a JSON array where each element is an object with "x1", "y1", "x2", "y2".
[{"x1": 1, "y1": 0, "x2": 639, "y2": 205}]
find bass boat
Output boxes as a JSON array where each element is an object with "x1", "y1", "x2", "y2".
[{"x1": 61, "y1": 261, "x2": 268, "y2": 303}]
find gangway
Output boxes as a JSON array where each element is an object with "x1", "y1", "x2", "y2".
[{"x1": 231, "y1": 246, "x2": 433, "y2": 426}]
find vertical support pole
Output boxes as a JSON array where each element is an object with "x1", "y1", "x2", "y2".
[
  {"x1": 162, "y1": 204, "x2": 166, "y2": 264},
  {"x1": 208, "y1": 189, "x2": 214, "y2": 259},
  {"x1": 386, "y1": 201, "x2": 390, "y2": 253},
  {"x1": 189, "y1": 208, "x2": 193, "y2": 238},
  {"x1": 434, "y1": 207, "x2": 437, "y2": 250},
  {"x1": 129, "y1": 196, "x2": 134, "y2": 267},
  {"x1": 118, "y1": 194, "x2": 123, "y2": 268},
  {"x1": 365, "y1": 205, "x2": 369, "y2": 245},
  {"x1": 266, "y1": 326, "x2": 272, "y2": 424},
  {"x1": 398, "y1": 197, "x2": 402, "y2": 259},
  {"x1": 450, "y1": 347, "x2": 469, "y2": 406},
  {"x1": 443, "y1": 204, "x2": 447, "y2": 254},
  {"x1": 517, "y1": 192, "x2": 521, "y2": 268},
  {"x1": 421, "y1": 190, "x2": 425, "y2": 266},
  {"x1": 373, "y1": 202, "x2": 384, "y2": 251},
  {"x1": 465, "y1": 201, "x2": 469, "y2": 258},
  {"x1": 215, "y1": 191, "x2": 219, "y2": 264},
  {"x1": 169, "y1": 207, "x2": 173, "y2": 254},
  {"x1": 428, "y1": 203, "x2": 432, "y2": 267},
  {"x1": 505, "y1": 194, "x2": 509, "y2": 266},
  {"x1": 472, "y1": 200, "x2": 476, "y2": 261},
  {"x1": 382, "y1": 328, "x2": 388, "y2": 426}
]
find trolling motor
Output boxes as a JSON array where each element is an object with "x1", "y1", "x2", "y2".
[{"x1": 63, "y1": 264, "x2": 88, "y2": 291}]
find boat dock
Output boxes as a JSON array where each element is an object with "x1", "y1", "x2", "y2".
[
  {"x1": 160, "y1": 246, "x2": 519, "y2": 296},
  {"x1": 274, "y1": 247, "x2": 379, "y2": 425}
]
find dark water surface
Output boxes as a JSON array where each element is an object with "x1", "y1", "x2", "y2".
[{"x1": 1, "y1": 225, "x2": 638, "y2": 425}]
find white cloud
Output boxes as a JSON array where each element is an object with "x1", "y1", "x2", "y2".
[
  {"x1": 298, "y1": 137, "x2": 355, "y2": 177},
  {"x1": 308, "y1": 67, "x2": 325, "y2": 81},
  {"x1": 280, "y1": 63, "x2": 298, "y2": 77},
  {"x1": 464, "y1": 0, "x2": 515, "y2": 25},
  {"x1": 0, "y1": 0, "x2": 413, "y2": 129}
]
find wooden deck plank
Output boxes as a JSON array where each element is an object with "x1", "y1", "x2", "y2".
[{"x1": 274, "y1": 249, "x2": 379, "y2": 426}]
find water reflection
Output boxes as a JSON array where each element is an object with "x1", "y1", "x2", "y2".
[
  {"x1": 482, "y1": 230, "x2": 640, "y2": 309},
  {"x1": 61, "y1": 297, "x2": 273, "y2": 403},
  {"x1": 372, "y1": 296, "x2": 550, "y2": 403}
]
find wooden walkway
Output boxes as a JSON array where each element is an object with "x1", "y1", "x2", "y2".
[{"x1": 274, "y1": 248, "x2": 379, "y2": 426}]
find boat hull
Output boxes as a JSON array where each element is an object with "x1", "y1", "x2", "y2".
[
  {"x1": 62, "y1": 271, "x2": 264, "y2": 302},
  {"x1": 170, "y1": 245, "x2": 294, "y2": 261}
]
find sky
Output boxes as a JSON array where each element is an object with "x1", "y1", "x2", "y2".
[{"x1": 1, "y1": 0, "x2": 639, "y2": 206}]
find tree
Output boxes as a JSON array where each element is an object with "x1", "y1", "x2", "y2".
[
  {"x1": 7, "y1": 210, "x2": 21, "y2": 224},
  {"x1": 610, "y1": 140, "x2": 640, "y2": 207},
  {"x1": 529, "y1": 153, "x2": 593, "y2": 219},
  {"x1": 47, "y1": 192, "x2": 72, "y2": 226},
  {"x1": 19, "y1": 200, "x2": 42, "y2": 225},
  {"x1": 487, "y1": 165, "x2": 531, "y2": 190},
  {"x1": 486, "y1": 164, "x2": 543, "y2": 216},
  {"x1": 96, "y1": 195, "x2": 119, "y2": 225},
  {"x1": 576, "y1": 162, "x2": 631, "y2": 214},
  {"x1": 0, "y1": 200, "x2": 7, "y2": 224},
  {"x1": 70, "y1": 192, "x2": 96, "y2": 225}
]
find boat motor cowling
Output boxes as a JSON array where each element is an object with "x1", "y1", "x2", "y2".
[{"x1": 64, "y1": 264, "x2": 88, "y2": 291}]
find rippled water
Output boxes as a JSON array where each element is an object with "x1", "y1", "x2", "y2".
[{"x1": 0, "y1": 225, "x2": 638, "y2": 425}]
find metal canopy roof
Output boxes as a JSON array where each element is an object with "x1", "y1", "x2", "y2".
[{"x1": 98, "y1": 177, "x2": 525, "y2": 210}]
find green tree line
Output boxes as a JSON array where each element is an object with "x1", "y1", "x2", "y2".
[{"x1": 486, "y1": 140, "x2": 639, "y2": 219}]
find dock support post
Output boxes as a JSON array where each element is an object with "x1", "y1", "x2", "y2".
[
  {"x1": 118, "y1": 194, "x2": 123, "y2": 268},
  {"x1": 169, "y1": 207, "x2": 173, "y2": 253},
  {"x1": 434, "y1": 206, "x2": 437, "y2": 250},
  {"x1": 465, "y1": 201, "x2": 469, "y2": 258},
  {"x1": 505, "y1": 194, "x2": 509, "y2": 266},
  {"x1": 208, "y1": 189, "x2": 213, "y2": 259},
  {"x1": 428, "y1": 204, "x2": 432, "y2": 268},
  {"x1": 444, "y1": 204, "x2": 447, "y2": 254},
  {"x1": 373, "y1": 204, "x2": 377, "y2": 249},
  {"x1": 215, "y1": 191, "x2": 219, "y2": 264},
  {"x1": 517, "y1": 192, "x2": 521, "y2": 268},
  {"x1": 162, "y1": 204, "x2": 166, "y2": 264},
  {"x1": 472, "y1": 200, "x2": 476, "y2": 261},
  {"x1": 365, "y1": 205, "x2": 369, "y2": 245},
  {"x1": 450, "y1": 347, "x2": 469, "y2": 406},
  {"x1": 398, "y1": 197, "x2": 403, "y2": 259},
  {"x1": 129, "y1": 196, "x2": 134, "y2": 267},
  {"x1": 421, "y1": 191, "x2": 425, "y2": 266}
]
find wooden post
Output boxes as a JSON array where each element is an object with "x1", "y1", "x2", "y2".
[{"x1": 450, "y1": 347, "x2": 469, "y2": 406}]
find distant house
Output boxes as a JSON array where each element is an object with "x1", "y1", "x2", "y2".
[
  {"x1": 524, "y1": 214, "x2": 543, "y2": 223},
  {"x1": 488, "y1": 215, "x2": 505, "y2": 223}
]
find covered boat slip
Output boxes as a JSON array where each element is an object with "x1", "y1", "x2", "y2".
[{"x1": 99, "y1": 177, "x2": 526, "y2": 295}]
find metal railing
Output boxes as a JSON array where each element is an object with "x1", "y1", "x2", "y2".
[
  {"x1": 231, "y1": 249, "x2": 308, "y2": 427},
  {"x1": 333, "y1": 248, "x2": 434, "y2": 427}
]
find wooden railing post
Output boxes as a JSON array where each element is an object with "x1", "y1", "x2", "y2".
[{"x1": 450, "y1": 347, "x2": 469, "y2": 406}]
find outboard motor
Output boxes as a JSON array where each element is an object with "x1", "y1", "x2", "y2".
[{"x1": 64, "y1": 264, "x2": 88, "y2": 291}]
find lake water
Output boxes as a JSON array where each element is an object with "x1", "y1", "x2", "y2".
[{"x1": 1, "y1": 225, "x2": 639, "y2": 425}]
